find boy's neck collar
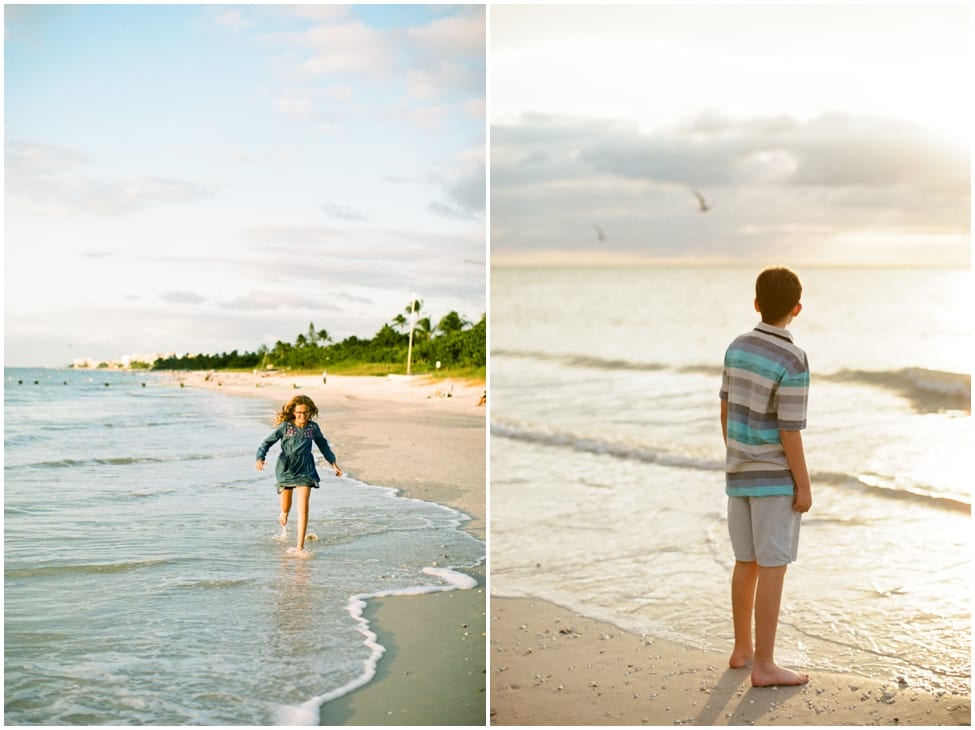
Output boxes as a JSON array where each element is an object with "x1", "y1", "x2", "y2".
[{"x1": 755, "y1": 321, "x2": 794, "y2": 342}]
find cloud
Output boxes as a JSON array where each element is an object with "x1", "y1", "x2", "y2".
[
  {"x1": 491, "y1": 112, "x2": 969, "y2": 264},
  {"x1": 6, "y1": 139, "x2": 215, "y2": 217},
  {"x1": 321, "y1": 202, "x2": 370, "y2": 222},
  {"x1": 261, "y1": 7, "x2": 485, "y2": 129},
  {"x1": 429, "y1": 162, "x2": 486, "y2": 221},
  {"x1": 403, "y1": 9, "x2": 486, "y2": 100},
  {"x1": 212, "y1": 9, "x2": 252, "y2": 32},
  {"x1": 159, "y1": 291, "x2": 207, "y2": 305},
  {"x1": 298, "y1": 21, "x2": 393, "y2": 77}
]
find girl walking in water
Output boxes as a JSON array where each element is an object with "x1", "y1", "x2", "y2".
[{"x1": 256, "y1": 395, "x2": 343, "y2": 557}]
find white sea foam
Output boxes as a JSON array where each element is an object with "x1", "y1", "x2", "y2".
[{"x1": 275, "y1": 561, "x2": 481, "y2": 724}]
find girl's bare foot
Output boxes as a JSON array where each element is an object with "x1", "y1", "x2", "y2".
[
  {"x1": 278, "y1": 512, "x2": 288, "y2": 527},
  {"x1": 729, "y1": 650, "x2": 754, "y2": 669},
  {"x1": 751, "y1": 664, "x2": 809, "y2": 687},
  {"x1": 286, "y1": 546, "x2": 312, "y2": 558}
]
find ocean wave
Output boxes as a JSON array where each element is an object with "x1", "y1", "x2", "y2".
[
  {"x1": 5, "y1": 558, "x2": 182, "y2": 580},
  {"x1": 494, "y1": 348, "x2": 970, "y2": 412},
  {"x1": 492, "y1": 348, "x2": 669, "y2": 373},
  {"x1": 819, "y1": 368, "x2": 971, "y2": 413},
  {"x1": 492, "y1": 420, "x2": 970, "y2": 511},
  {"x1": 491, "y1": 420, "x2": 724, "y2": 471},
  {"x1": 7, "y1": 451, "x2": 250, "y2": 471}
]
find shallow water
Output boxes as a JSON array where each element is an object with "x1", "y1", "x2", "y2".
[
  {"x1": 490, "y1": 266, "x2": 971, "y2": 695},
  {"x1": 4, "y1": 368, "x2": 484, "y2": 724}
]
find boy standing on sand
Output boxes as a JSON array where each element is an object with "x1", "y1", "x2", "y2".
[{"x1": 719, "y1": 266, "x2": 811, "y2": 687}]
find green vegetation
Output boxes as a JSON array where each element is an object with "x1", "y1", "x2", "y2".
[{"x1": 151, "y1": 302, "x2": 486, "y2": 378}]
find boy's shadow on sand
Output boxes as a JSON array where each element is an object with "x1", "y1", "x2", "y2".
[{"x1": 693, "y1": 668, "x2": 806, "y2": 726}]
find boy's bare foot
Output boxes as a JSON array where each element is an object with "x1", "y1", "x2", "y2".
[
  {"x1": 729, "y1": 650, "x2": 754, "y2": 669},
  {"x1": 278, "y1": 512, "x2": 288, "y2": 527},
  {"x1": 286, "y1": 546, "x2": 312, "y2": 559},
  {"x1": 751, "y1": 664, "x2": 809, "y2": 687}
]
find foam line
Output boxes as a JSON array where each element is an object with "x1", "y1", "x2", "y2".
[{"x1": 275, "y1": 563, "x2": 480, "y2": 725}]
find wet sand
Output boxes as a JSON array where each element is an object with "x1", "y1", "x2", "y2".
[
  {"x1": 179, "y1": 370, "x2": 486, "y2": 725},
  {"x1": 491, "y1": 596, "x2": 971, "y2": 726}
]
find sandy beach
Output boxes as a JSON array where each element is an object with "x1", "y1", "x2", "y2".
[
  {"x1": 178, "y1": 370, "x2": 487, "y2": 725},
  {"x1": 491, "y1": 597, "x2": 971, "y2": 726}
]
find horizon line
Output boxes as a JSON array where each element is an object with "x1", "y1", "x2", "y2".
[{"x1": 490, "y1": 250, "x2": 971, "y2": 270}]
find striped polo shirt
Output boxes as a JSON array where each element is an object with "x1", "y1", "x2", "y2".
[{"x1": 719, "y1": 321, "x2": 809, "y2": 497}]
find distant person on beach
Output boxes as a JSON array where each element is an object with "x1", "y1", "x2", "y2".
[
  {"x1": 719, "y1": 266, "x2": 811, "y2": 687},
  {"x1": 256, "y1": 395, "x2": 343, "y2": 557}
]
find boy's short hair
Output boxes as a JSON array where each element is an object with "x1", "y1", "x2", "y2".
[{"x1": 755, "y1": 267, "x2": 802, "y2": 323}]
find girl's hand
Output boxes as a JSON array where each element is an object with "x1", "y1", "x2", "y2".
[
  {"x1": 333, "y1": 464, "x2": 344, "y2": 478},
  {"x1": 255, "y1": 460, "x2": 265, "y2": 471}
]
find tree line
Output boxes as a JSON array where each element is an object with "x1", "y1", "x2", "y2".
[{"x1": 151, "y1": 302, "x2": 485, "y2": 375}]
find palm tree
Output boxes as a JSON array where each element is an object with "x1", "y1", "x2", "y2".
[
  {"x1": 437, "y1": 311, "x2": 469, "y2": 335},
  {"x1": 414, "y1": 316, "x2": 432, "y2": 342},
  {"x1": 391, "y1": 313, "x2": 409, "y2": 333}
]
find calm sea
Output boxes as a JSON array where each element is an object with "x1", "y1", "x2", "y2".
[
  {"x1": 4, "y1": 368, "x2": 484, "y2": 725},
  {"x1": 490, "y1": 266, "x2": 971, "y2": 695}
]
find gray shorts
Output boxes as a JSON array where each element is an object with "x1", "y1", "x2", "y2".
[{"x1": 727, "y1": 495, "x2": 801, "y2": 567}]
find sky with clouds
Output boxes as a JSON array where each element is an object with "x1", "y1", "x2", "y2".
[
  {"x1": 5, "y1": 4, "x2": 485, "y2": 367},
  {"x1": 490, "y1": 4, "x2": 970, "y2": 267}
]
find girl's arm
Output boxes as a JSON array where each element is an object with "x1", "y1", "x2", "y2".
[
  {"x1": 312, "y1": 424, "x2": 343, "y2": 476},
  {"x1": 255, "y1": 424, "x2": 285, "y2": 470}
]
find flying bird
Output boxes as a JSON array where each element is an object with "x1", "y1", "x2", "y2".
[
  {"x1": 692, "y1": 189, "x2": 711, "y2": 212},
  {"x1": 593, "y1": 224, "x2": 607, "y2": 242}
]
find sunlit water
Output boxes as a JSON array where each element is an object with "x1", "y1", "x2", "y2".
[
  {"x1": 4, "y1": 368, "x2": 484, "y2": 724},
  {"x1": 491, "y1": 266, "x2": 970, "y2": 695}
]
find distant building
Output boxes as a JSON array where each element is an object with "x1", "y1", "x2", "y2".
[{"x1": 70, "y1": 353, "x2": 176, "y2": 370}]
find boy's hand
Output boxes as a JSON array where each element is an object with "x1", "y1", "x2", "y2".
[
  {"x1": 793, "y1": 484, "x2": 812, "y2": 513},
  {"x1": 333, "y1": 463, "x2": 344, "y2": 478},
  {"x1": 255, "y1": 460, "x2": 265, "y2": 471}
]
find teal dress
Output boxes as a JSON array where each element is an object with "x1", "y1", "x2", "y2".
[{"x1": 256, "y1": 420, "x2": 337, "y2": 492}]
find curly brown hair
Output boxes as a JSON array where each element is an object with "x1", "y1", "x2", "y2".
[{"x1": 274, "y1": 394, "x2": 320, "y2": 425}]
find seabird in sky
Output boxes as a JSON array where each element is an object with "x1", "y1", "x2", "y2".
[{"x1": 692, "y1": 189, "x2": 711, "y2": 212}]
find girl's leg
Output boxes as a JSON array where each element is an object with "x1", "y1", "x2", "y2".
[
  {"x1": 279, "y1": 488, "x2": 293, "y2": 526},
  {"x1": 295, "y1": 486, "x2": 312, "y2": 551}
]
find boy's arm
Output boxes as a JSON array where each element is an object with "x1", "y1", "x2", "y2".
[
  {"x1": 720, "y1": 399, "x2": 729, "y2": 446},
  {"x1": 780, "y1": 429, "x2": 811, "y2": 513}
]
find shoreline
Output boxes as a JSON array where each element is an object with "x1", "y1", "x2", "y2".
[
  {"x1": 177, "y1": 370, "x2": 487, "y2": 725},
  {"x1": 491, "y1": 595, "x2": 971, "y2": 726}
]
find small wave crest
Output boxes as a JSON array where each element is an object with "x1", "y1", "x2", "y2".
[
  {"x1": 7, "y1": 451, "x2": 250, "y2": 471},
  {"x1": 494, "y1": 349, "x2": 970, "y2": 413},
  {"x1": 494, "y1": 421, "x2": 970, "y2": 511},
  {"x1": 492, "y1": 348, "x2": 668, "y2": 373},
  {"x1": 5, "y1": 558, "x2": 180, "y2": 579},
  {"x1": 491, "y1": 420, "x2": 724, "y2": 471},
  {"x1": 821, "y1": 368, "x2": 970, "y2": 413}
]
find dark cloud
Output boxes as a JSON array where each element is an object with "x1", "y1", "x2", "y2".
[
  {"x1": 491, "y1": 112, "x2": 970, "y2": 262},
  {"x1": 429, "y1": 162, "x2": 486, "y2": 220}
]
